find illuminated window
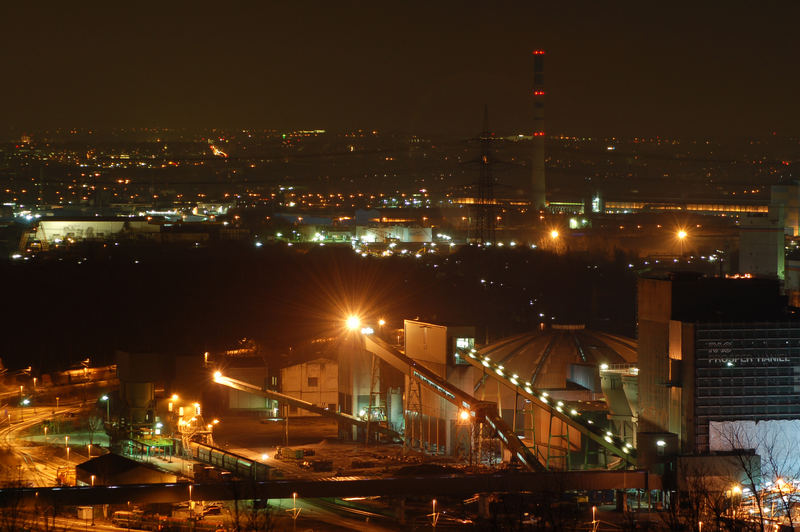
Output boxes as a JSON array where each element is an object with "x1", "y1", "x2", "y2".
[
  {"x1": 454, "y1": 338, "x2": 474, "y2": 365},
  {"x1": 307, "y1": 377, "x2": 319, "y2": 388}
]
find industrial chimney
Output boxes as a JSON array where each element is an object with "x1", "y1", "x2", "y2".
[{"x1": 531, "y1": 50, "x2": 546, "y2": 210}]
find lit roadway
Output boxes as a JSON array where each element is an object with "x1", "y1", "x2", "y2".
[{"x1": 0, "y1": 402, "x2": 83, "y2": 486}]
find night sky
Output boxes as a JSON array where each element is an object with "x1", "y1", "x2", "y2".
[{"x1": 1, "y1": 2, "x2": 798, "y2": 137}]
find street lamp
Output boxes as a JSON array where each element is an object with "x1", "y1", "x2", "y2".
[
  {"x1": 457, "y1": 409, "x2": 473, "y2": 465},
  {"x1": 550, "y1": 229, "x2": 559, "y2": 239},
  {"x1": 676, "y1": 229, "x2": 688, "y2": 257},
  {"x1": 346, "y1": 315, "x2": 361, "y2": 330},
  {"x1": 21, "y1": 398, "x2": 29, "y2": 421},
  {"x1": 430, "y1": 499, "x2": 440, "y2": 528},
  {"x1": 100, "y1": 395, "x2": 110, "y2": 422}
]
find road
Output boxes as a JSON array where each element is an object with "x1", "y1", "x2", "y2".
[
  {"x1": 0, "y1": 405, "x2": 400, "y2": 530},
  {"x1": 0, "y1": 401, "x2": 83, "y2": 486}
]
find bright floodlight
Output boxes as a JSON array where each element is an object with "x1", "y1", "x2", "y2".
[
  {"x1": 677, "y1": 230, "x2": 687, "y2": 239},
  {"x1": 213, "y1": 371, "x2": 222, "y2": 380},
  {"x1": 550, "y1": 230, "x2": 559, "y2": 239},
  {"x1": 101, "y1": 395, "x2": 109, "y2": 401},
  {"x1": 459, "y1": 410, "x2": 470, "y2": 422},
  {"x1": 378, "y1": 318, "x2": 386, "y2": 326},
  {"x1": 346, "y1": 315, "x2": 361, "y2": 330}
]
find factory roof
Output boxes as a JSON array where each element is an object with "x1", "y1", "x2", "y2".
[{"x1": 475, "y1": 327, "x2": 636, "y2": 390}]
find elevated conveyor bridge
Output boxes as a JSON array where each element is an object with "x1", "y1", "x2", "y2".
[
  {"x1": 362, "y1": 335, "x2": 545, "y2": 472},
  {"x1": 457, "y1": 347, "x2": 637, "y2": 468},
  {"x1": 212, "y1": 372, "x2": 402, "y2": 442}
]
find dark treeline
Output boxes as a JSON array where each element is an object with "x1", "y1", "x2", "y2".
[{"x1": 0, "y1": 242, "x2": 637, "y2": 372}]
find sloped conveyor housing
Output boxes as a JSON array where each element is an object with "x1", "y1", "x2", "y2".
[
  {"x1": 212, "y1": 372, "x2": 402, "y2": 442},
  {"x1": 362, "y1": 334, "x2": 545, "y2": 472},
  {"x1": 457, "y1": 347, "x2": 637, "y2": 468}
]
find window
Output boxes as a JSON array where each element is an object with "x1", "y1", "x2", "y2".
[
  {"x1": 456, "y1": 337, "x2": 474, "y2": 350},
  {"x1": 454, "y1": 337, "x2": 475, "y2": 365},
  {"x1": 307, "y1": 377, "x2": 319, "y2": 388},
  {"x1": 271, "y1": 376, "x2": 277, "y2": 386}
]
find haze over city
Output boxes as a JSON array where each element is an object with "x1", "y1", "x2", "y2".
[{"x1": 2, "y1": 2, "x2": 799, "y2": 137}]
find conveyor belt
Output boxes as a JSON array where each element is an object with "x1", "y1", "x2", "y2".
[
  {"x1": 459, "y1": 347, "x2": 637, "y2": 467},
  {"x1": 363, "y1": 335, "x2": 545, "y2": 472},
  {"x1": 213, "y1": 373, "x2": 402, "y2": 442}
]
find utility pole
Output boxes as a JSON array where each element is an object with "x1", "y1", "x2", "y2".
[{"x1": 283, "y1": 404, "x2": 289, "y2": 446}]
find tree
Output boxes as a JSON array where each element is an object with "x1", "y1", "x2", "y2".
[
  {"x1": 710, "y1": 422, "x2": 767, "y2": 532},
  {"x1": 87, "y1": 416, "x2": 103, "y2": 446}
]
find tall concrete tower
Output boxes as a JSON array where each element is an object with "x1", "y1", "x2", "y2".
[{"x1": 531, "y1": 50, "x2": 547, "y2": 210}]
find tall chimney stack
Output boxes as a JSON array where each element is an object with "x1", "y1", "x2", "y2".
[{"x1": 531, "y1": 50, "x2": 546, "y2": 210}]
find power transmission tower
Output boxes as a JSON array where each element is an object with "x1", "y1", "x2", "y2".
[{"x1": 470, "y1": 106, "x2": 497, "y2": 244}]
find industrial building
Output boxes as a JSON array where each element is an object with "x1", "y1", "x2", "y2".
[
  {"x1": 470, "y1": 326, "x2": 639, "y2": 468},
  {"x1": 739, "y1": 205, "x2": 786, "y2": 280},
  {"x1": 280, "y1": 357, "x2": 338, "y2": 416},
  {"x1": 113, "y1": 313, "x2": 645, "y2": 474},
  {"x1": 636, "y1": 273, "x2": 800, "y2": 478},
  {"x1": 22, "y1": 217, "x2": 248, "y2": 251}
]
